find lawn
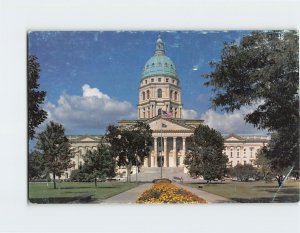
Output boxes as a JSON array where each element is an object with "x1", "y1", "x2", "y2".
[
  {"x1": 29, "y1": 181, "x2": 140, "y2": 203},
  {"x1": 188, "y1": 180, "x2": 300, "y2": 203}
]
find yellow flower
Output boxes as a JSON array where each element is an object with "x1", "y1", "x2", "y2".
[{"x1": 136, "y1": 183, "x2": 207, "y2": 204}]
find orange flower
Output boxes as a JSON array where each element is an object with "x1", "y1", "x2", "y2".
[{"x1": 136, "y1": 183, "x2": 207, "y2": 204}]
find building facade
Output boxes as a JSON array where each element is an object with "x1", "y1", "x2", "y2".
[{"x1": 65, "y1": 36, "x2": 269, "y2": 179}]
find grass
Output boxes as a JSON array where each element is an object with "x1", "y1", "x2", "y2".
[
  {"x1": 188, "y1": 180, "x2": 300, "y2": 203},
  {"x1": 29, "y1": 181, "x2": 141, "y2": 203}
]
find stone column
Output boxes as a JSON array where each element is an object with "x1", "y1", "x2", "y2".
[
  {"x1": 182, "y1": 137, "x2": 186, "y2": 166},
  {"x1": 153, "y1": 137, "x2": 157, "y2": 167},
  {"x1": 173, "y1": 137, "x2": 177, "y2": 167},
  {"x1": 164, "y1": 137, "x2": 167, "y2": 167}
]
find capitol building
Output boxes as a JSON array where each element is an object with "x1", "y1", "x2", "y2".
[{"x1": 66, "y1": 36, "x2": 269, "y2": 180}]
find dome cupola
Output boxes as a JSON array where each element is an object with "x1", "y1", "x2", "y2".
[{"x1": 141, "y1": 35, "x2": 178, "y2": 80}]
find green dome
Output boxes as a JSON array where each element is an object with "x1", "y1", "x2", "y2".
[{"x1": 141, "y1": 35, "x2": 178, "y2": 80}]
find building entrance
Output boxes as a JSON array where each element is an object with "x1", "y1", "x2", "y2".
[{"x1": 157, "y1": 155, "x2": 164, "y2": 167}]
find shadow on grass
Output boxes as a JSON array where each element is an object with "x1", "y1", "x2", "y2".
[
  {"x1": 59, "y1": 186, "x2": 120, "y2": 190},
  {"x1": 29, "y1": 193, "x2": 94, "y2": 204},
  {"x1": 231, "y1": 195, "x2": 299, "y2": 203}
]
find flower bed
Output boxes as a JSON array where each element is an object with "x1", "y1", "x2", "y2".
[{"x1": 136, "y1": 183, "x2": 207, "y2": 204}]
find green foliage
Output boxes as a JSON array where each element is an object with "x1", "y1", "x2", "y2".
[
  {"x1": 266, "y1": 131, "x2": 299, "y2": 170},
  {"x1": 28, "y1": 55, "x2": 47, "y2": 140},
  {"x1": 203, "y1": 30, "x2": 299, "y2": 169},
  {"x1": 28, "y1": 150, "x2": 46, "y2": 180},
  {"x1": 255, "y1": 147, "x2": 275, "y2": 180},
  {"x1": 229, "y1": 164, "x2": 257, "y2": 181},
  {"x1": 70, "y1": 169, "x2": 92, "y2": 182},
  {"x1": 184, "y1": 125, "x2": 228, "y2": 181},
  {"x1": 105, "y1": 121, "x2": 153, "y2": 182},
  {"x1": 81, "y1": 143, "x2": 116, "y2": 187},
  {"x1": 36, "y1": 121, "x2": 74, "y2": 188}
]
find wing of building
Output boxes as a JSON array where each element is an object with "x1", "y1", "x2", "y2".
[{"x1": 64, "y1": 35, "x2": 270, "y2": 181}]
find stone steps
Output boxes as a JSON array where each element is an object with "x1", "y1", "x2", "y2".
[{"x1": 130, "y1": 167, "x2": 200, "y2": 182}]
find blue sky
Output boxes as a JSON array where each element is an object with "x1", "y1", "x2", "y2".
[{"x1": 28, "y1": 31, "x2": 266, "y2": 136}]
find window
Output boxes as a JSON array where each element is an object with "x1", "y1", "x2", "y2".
[
  {"x1": 172, "y1": 79, "x2": 175, "y2": 84},
  {"x1": 170, "y1": 90, "x2": 173, "y2": 99},
  {"x1": 65, "y1": 173, "x2": 68, "y2": 179},
  {"x1": 166, "y1": 78, "x2": 169, "y2": 82},
  {"x1": 152, "y1": 63, "x2": 155, "y2": 67},
  {"x1": 158, "y1": 108, "x2": 162, "y2": 115},
  {"x1": 237, "y1": 147, "x2": 240, "y2": 158},
  {"x1": 142, "y1": 92, "x2": 145, "y2": 100},
  {"x1": 164, "y1": 62, "x2": 168, "y2": 67},
  {"x1": 237, "y1": 160, "x2": 240, "y2": 164},
  {"x1": 158, "y1": 78, "x2": 161, "y2": 82},
  {"x1": 243, "y1": 148, "x2": 247, "y2": 157},
  {"x1": 250, "y1": 148, "x2": 253, "y2": 158},
  {"x1": 151, "y1": 78, "x2": 154, "y2": 82},
  {"x1": 230, "y1": 148, "x2": 233, "y2": 158},
  {"x1": 145, "y1": 80, "x2": 147, "y2": 84},
  {"x1": 157, "y1": 89, "x2": 162, "y2": 98},
  {"x1": 146, "y1": 90, "x2": 150, "y2": 99},
  {"x1": 174, "y1": 91, "x2": 178, "y2": 100},
  {"x1": 158, "y1": 62, "x2": 162, "y2": 67},
  {"x1": 244, "y1": 161, "x2": 247, "y2": 165}
]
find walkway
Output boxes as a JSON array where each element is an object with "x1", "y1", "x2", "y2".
[
  {"x1": 174, "y1": 182, "x2": 234, "y2": 203},
  {"x1": 99, "y1": 183, "x2": 152, "y2": 204}
]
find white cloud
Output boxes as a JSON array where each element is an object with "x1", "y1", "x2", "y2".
[
  {"x1": 44, "y1": 84, "x2": 136, "y2": 131},
  {"x1": 182, "y1": 109, "x2": 198, "y2": 119},
  {"x1": 201, "y1": 106, "x2": 266, "y2": 134}
]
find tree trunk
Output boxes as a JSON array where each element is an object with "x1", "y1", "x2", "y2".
[
  {"x1": 53, "y1": 173, "x2": 56, "y2": 189},
  {"x1": 127, "y1": 163, "x2": 132, "y2": 182},
  {"x1": 94, "y1": 177, "x2": 97, "y2": 188}
]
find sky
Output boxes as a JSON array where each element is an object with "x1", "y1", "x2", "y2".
[{"x1": 28, "y1": 30, "x2": 267, "y2": 136}]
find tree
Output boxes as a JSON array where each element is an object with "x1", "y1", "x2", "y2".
[
  {"x1": 255, "y1": 146, "x2": 274, "y2": 181},
  {"x1": 70, "y1": 169, "x2": 91, "y2": 182},
  {"x1": 81, "y1": 143, "x2": 116, "y2": 187},
  {"x1": 203, "y1": 30, "x2": 299, "y2": 170},
  {"x1": 36, "y1": 121, "x2": 74, "y2": 189},
  {"x1": 229, "y1": 164, "x2": 257, "y2": 181},
  {"x1": 184, "y1": 125, "x2": 228, "y2": 182},
  {"x1": 105, "y1": 122, "x2": 152, "y2": 182},
  {"x1": 28, "y1": 150, "x2": 46, "y2": 180},
  {"x1": 28, "y1": 55, "x2": 48, "y2": 140}
]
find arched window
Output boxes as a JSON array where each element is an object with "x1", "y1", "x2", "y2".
[
  {"x1": 158, "y1": 108, "x2": 162, "y2": 115},
  {"x1": 147, "y1": 90, "x2": 150, "y2": 99},
  {"x1": 230, "y1": 148, "x2": 233, "y2": 158},
  {"x1": 170, "y1": 90, "x2": 173, "y2": 99},
  {"x1": 142, "y1": 92, "x2": 145, "y2": 100},
  {"x1": 157, "y1": 89, "x2": 162, "y2": 98},
  {"x1": 174, "y1": 91, "x2": 178, "y2": 100}
]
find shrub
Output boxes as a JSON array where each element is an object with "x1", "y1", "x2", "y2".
[
  {"x1": 229, "y1": 164, "x2": 257, "y2": 181},
  {"x1": 152, "y1": 178, "x2": 172, "y2": 183}
]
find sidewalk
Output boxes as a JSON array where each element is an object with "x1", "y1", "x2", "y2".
[
  {"x1": 174, "y1": 182, "x2": 234, "y2": 203},
  {"x1": 99, "y1": 183, "x2": 152, "y2": 204}
]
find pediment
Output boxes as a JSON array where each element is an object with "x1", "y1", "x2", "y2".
[
  {"x1": 148, "y1": 118, "x2": 192, "y2": 131},
  {"x1": 75, "y1": 136, "x2": 100, "y2": 142},
  {"x1": 224, "y1": 134, "x2": 243, "y2": 141}
]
